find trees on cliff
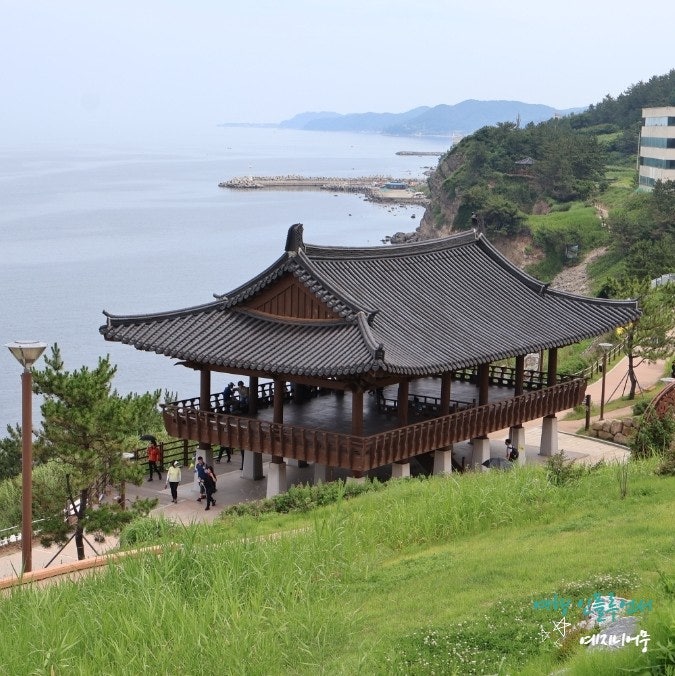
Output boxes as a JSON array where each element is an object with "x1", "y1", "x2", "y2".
[{"x1": 445, "y1": 120, "x2": 606, "y2": 232}]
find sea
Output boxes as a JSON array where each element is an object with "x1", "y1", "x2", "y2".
[{"x1": 0, "y1": 127, "x2": 449, "y2": 432}]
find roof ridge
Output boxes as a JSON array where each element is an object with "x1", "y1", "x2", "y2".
[
  {"x1": 102, "y1": 299, "x2": 226, "y2": 327},
  {"x1": 304, "y1": 230, "x2": 478, "y2": 259},
  {"x1": 355, "y1": 312, "x2": 386, "y2": 366},
  {"x1": 234, "y1": 307, "x2": 349, "y2": 326},
  {"x1": 293, "y1": 250, "x2": 377, "y2": 319}
]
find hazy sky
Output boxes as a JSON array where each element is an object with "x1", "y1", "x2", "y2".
[{"x1": 2, "y1": 0, "x2": 674, "y2": 145}]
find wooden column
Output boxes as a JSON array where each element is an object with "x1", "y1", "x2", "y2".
[
  {"x1": 478, "y1": 363, "x2": 489, "y2": 406},
  {"x1": 541, "y1": 348, "x2": 559, "y2": 457},
  {"x1": 272, "y1": 378, "x2": 285, "y2": 464},
  {"x1": 515, "y1": 355, "x2": 525, "y2": 396},
  {"x1": 433, "y1": 371, "x2": 454, "y2": 474},
  {"x1": 397, "y1": 380, "x2": 409, "y2": 426},
  {"x1": 510, "y1": 355, "x2": 526, "y2": 457},
  {"x1": 351, "y1": 387, "x2": 364, "y2": 437},
  {"x1": 440, "y1": 372, "x2": 452, "y2": 415},
  {"x1": 547, "y1": 348, "x2": 558, "y2": 386},
  {"x1": 199, "y1": 368, "x2": 211, "y2": 412},
  {"x1": 199, "y1": 368, "x2": 213, "y2": 464},
  {"x1": 249, "y1": 376, "x2": 259, "y2": 416}
]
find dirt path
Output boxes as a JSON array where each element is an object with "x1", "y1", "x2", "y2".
[{"x1": 550, "y1": 246, "x2": 608, "y2": 295}]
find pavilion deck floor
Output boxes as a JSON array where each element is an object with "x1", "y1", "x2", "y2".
[{"x1": 246, "y1": 378, "x2": 514, "y2": 437}]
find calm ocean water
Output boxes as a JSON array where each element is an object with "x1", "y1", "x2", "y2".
[{"x1": 0, "y1": 127, "x2": 447, "y2": 431}]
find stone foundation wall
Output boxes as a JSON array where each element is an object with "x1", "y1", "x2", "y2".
[{"x1": 588, "y1": 418, "x2": 636, "y2": 446}]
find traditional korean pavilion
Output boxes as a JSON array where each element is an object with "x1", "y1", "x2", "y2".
[{"x1": 101, "y1": 224, "x2": 640, "y2": 495}]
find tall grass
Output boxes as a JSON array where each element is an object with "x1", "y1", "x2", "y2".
[{"x1": 0, "y1": 460, "x2": 672, "y2": 674}]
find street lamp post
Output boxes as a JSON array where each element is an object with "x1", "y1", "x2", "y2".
[
  {"x1": 598, "y1": 342, "x2": 613, "y2": 422},
  {"x1": 5, "y1": 341, "x2": 47, "y2": 574}
]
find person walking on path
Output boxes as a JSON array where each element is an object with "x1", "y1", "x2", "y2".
[
  {"x1": 217, "y1": 445, "x2": 232, "y2": 463},
  {"x1": 195, "y1": 456, "x2": 207, "y2": 502},
  {"x1": 147, "y1": 441, "x2": 162, "y2": 482},
  {"x1": 203, "y1": 465, "x2": 217, "y2": 510},
  {"x1": 165, "y1": 461, "x2": 181, "y2": 503}
]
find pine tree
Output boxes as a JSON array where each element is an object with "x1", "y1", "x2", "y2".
[{"x1": 31, "y1": 345, "x2": 163, "y2": 560}]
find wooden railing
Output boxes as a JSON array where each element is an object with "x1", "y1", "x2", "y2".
[{"x1": 162, "y1": 379, "x2": 586, "y2": 472}]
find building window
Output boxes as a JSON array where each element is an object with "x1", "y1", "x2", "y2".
[
  {"x1": 640, "y1": 136, "x2": 675, "y2": 149},
  {"x1": 643, "y1": 116, "x2": 675, "y2": 127}
]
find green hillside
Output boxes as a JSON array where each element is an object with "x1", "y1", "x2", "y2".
[
  {"x1": 1, "y1": 460, "x2": 673, "y2": 674},
  {"x1": 424, "y1": 70, "x2": 675, "y2": 287}
]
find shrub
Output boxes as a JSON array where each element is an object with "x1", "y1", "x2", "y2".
[
  {"x1": 631, "y1": 412, "x2": 675, "y2": 459},
  {"x1": 545, "y1": 451, "x2": 586, "y2": 486},
  {"x1": 656, "y1": 445, "x2": 675, "y2": 476},
  {"x1": 632, "y1": 400, "x2": 649, "y2": 416},
  {"x1": 222, "y1": 478, "x2": 386, "y2": 518}
]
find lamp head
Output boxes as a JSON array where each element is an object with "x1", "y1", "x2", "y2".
[
  {"x1": 5, "y1": 341, "x2": 47, "y2": 369},
  {"x1": 598, "y1": 342, "x2": 613, "y2": 353}
]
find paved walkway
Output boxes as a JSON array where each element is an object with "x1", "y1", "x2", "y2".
[{"x1": 0, "y1": 354, "x2": 667, "y2": 581}]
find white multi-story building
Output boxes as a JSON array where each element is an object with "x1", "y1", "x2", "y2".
[{"x1": 637, "y1": 106, "x2": 675, "y2": 190}]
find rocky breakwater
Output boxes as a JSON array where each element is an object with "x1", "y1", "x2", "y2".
[
  {"x1": 588, "y1": 417, "x2": 637, "y2": 446},
  {"x1": 220, "y1": 175, "x2": 390, "y2": 192},
  {"x1": 219, "y1": 175, "x2": 429, "y2": 205}
]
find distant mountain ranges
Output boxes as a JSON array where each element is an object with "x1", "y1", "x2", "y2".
[{"x1": 221, "y1": 100, "x2": 585, "y2": 137}]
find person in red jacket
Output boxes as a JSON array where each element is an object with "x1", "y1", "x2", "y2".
[{"x1": 147, "y1": 441, "x2": 162, "y2": 481}]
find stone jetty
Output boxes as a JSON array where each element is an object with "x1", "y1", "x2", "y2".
[
  {"x1": 219, "y1": 175, "x2": 430, "y2": 206},
  {"x1": 395, "y1": 151, "x2": 444, "y2": 156}
]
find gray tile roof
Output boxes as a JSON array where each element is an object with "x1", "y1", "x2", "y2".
[{"x1": 101, "y1": 227, "x2": 640, "y2": 378}]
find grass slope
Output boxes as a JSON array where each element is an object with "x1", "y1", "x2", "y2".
[{"x1": 0, "y1": 460, "x2": 673, "y2": 675}]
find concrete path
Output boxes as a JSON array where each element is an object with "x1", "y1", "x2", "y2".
[{"x1": 0, "y1": 354, "x2": 667, "y2": 582}]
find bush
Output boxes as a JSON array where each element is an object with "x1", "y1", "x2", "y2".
[
  {"x1": 222, "y1": 478, "x2": 386, "y2": 518},
  {"x1": 545, "y1": 451, "x2": 587, "y2": 486},
  {"x1": 656, "y1": 446, "x2": 675, "y2": 476},
  {"x1": 632, "y1": 400, "x2": 649, "y2": 416},
  {"x1": 631, "y1": 412, "x2": 675, "y2": 459}
]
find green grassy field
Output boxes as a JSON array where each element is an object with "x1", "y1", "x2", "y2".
[{"x1": 1, "y1": 460, "x2": 673, "y2": 675}]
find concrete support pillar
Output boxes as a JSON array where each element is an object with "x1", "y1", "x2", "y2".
[
  {"x1": 471, "y1": 436, "x2": 491, "y2": 470},
  {"x1": 313, "y1": 463, "x2": 327, "y2": 484},
  {"x1": 266, "y1": 460, "x2": 287, "y2": 498},
  {"x1": 509, "y1": 425, "x2": 526, "y2": 463},
  {"x1": 242, "y1": 451, "x2": 264, "y2": 480},
  {"x1": 433, "y1": 449, "x2": 453, "y2": 475},
  {"x1": 391, "y1": 461, "x2": 410, "y2": 479},
  {"x1": 540, "y1": 415, "x2": 558, "y2": 456}
]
